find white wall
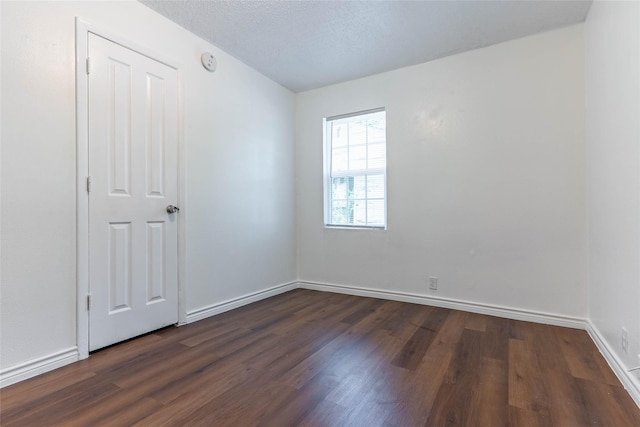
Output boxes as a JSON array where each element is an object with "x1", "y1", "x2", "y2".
[
  {"x1": 296, "y1": 25, "x2": 587, "y2": 318},
  {"x1": 0, "y1": 1, "x2": 296, "y2": 371},
  {"x1": 585, "y1": 0, "x2": 640, "y2": 383}
]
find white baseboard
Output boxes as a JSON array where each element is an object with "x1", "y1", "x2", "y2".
[
  {"x1": 0, "y1": 347, "x2": 79, "y2": 388},
  {"x1": 185, "y1": 281, "x2": 298, "y2": 324},
  {"x1": 586, "y1": 321, "x2": 640, "y2": 408},
  {"x1": 296, "y1": 280, "x2": 586, "y2": 329}
]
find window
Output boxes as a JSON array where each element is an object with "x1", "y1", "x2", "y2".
[{"x1": 324, "y1": 108, "x2": 387, "y2": 228}]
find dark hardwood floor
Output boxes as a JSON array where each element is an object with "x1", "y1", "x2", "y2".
[{"x1": 1, "y1": 289, "x2": 639, "y2": 426}]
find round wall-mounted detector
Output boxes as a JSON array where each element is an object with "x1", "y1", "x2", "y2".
[{"x1": 201, "y1": 52, "x2": 217, "y2": 72}]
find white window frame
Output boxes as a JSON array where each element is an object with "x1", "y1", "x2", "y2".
[{"x1": 323, "y1": 107, "x2": 387, "y2": 229}]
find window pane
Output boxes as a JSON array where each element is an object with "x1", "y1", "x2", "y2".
[
  {"x1": 367, "y1": 174, "x2": 385, "y2": 199},
  {"x1": 353, "y1": 200, "x2": 366, "y2": 225},
  {"x1": 367, "y1": 200, "x2": 385, "y2": 225},
  {"x1": 367, "y1": 118, "x2": 385, "y2": 144},
  {"x1": 348, "y1": 120, "x2": 367, "y2": 146},
  {"x1": 331, "y1": 200, "x2": 348, "y2": 224},
  {"x1": 331, "y1": 147, "x2": 348, "y2": 172},
  {"x1": 331, "y1": 177, "x2": 348, "y2": 200},
  {"x1": 368, "y1": 143, "x2": 386, "y2": 169},
  {"x1": 353, "y1": 175, "x2": 366, "y2": 199},
  {"x1": 332, "y1": 123, "x2": 348, "y2": 147},
  {"x1": 349, "y1": 145, "x2": 366, "y2": 170}
]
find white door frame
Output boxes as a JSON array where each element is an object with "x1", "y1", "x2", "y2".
[{"x1": 75, "y1": 18, "x2": 187, "y2": 359}]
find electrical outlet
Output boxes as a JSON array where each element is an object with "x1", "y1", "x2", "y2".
[
  {"x1": 621, "y1": 328, "x2": 629, "y2": 353},
  {"x1": 429, "y1": 276, "x2": 438, "y2": 290}
]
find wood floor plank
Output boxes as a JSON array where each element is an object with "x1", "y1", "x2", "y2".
[
  {"x1": 509, "y1": 406, "x2": 544, "y2": 427},
  {"x1": 149, "y1": 335, "x2": 282, "y2": 404},
  {"x1": 426, "y1": 328, "x2": 484, "y2": 426},
  {"x1": 324, "y1": 330, "x2": 401, "y2": 408},
  {"x1": 96, "y1": 328, "x2": 165, "y2": 348},
  {"x1": 91, "y1": 340, "x2": 190, "y2": 384},
  {"x1": 508, "y1": 338, "x2": 551, "y2": 424},
  {"x1": 463, "y1": 312, "x2": 488, "y2": 332},
  {"x1": 257, "y1": 373, "x2": 337, "y2": 426},
  {"x1": 297, "y1": 398, "x2": 348, "y2": 427},
  {"x1": 555, "y1": 327, "x2": 620, "y2": 385},
  {"x1": 176, "y1": 371, "x2": 293, "y2": 426},
  {"x1": 149, "y1": 357, "x2": 257, "y2": 405},
  {"x1": 341, "y1": 297, "x2": 387, "y2": 325},
  {"x1": 261, "y1": 323, "x2": 351, "y2": 377},
  {"x1": 131, "y1": 384, "x2": 245, "y2": 427},
  {"x1": 276, "y1": 325, "x2": 370, "y2": 389},
  {"x1": 0, "y1": 367, "x2": 97, "y2": 413},
  {"x1": 610, "y1": 383, "x2": 640, "y2": 425},
  {"x1": 529, "y1": 324, "x2": 592, "y2": 426},
  {"x1": 543, "y1": 369, "x2": 591, "y2": 426},
  {"x1": 53, "y1": 394, "x2": 162, "y2": 427},
  {"x1": 382, "y1": 311, "x2": 469, "y2": 426},
  {"x1": 1, "y1": 289, "x2": 639, "y2": 427},
  {"x1": 576, "y1": 377, "x2": 640, "y2": 426},
  {"x1": 379, "y1": 300, "x2": 426, "y2": 337},
  {"x1": 348, "y1": 362, "x2": 409, "y2": 425},
  {"x1": 481, "y1": 316, "x2": 510, "y2": 361},
  {"x1": 1, "y1": 380, "x2": 122, "y2": 426},
  {"x1": 177, "y1": 320, "x2": 247, "y2": 347},
  {"x1": 391, "y1": 306, "x2": 449, "y2": 370},
  {"x1": 460, "y1": 357, "x2": 509, "y2": 427}
]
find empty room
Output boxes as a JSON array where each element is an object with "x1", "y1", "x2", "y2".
[{"x1": 1, "y1": 0, "x2": 640, "y2": 425}]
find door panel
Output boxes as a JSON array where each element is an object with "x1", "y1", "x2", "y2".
[
  {"x1": 146, "y1": 221, "x2": 166, "y2": 303},
  {"x1": 88, "y1": 33, "x2": 178, "y2": 351},
  {"x1": 108, "y1": 222, "x2": 132, "y2": 313},
  {"x1": 146, "y1": 73, "x2": 166, "y2": 197}
]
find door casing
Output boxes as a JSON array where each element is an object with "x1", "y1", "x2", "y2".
[{"x1": 75, "y1": 18, "x2": 187, "y2": 359}]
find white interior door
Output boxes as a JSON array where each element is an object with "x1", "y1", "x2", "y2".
[{"x1": 88, "y1": 33, "x2": 179, "y2": 351}]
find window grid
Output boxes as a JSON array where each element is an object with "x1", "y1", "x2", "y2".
[{"x1": 324, "y1": 109, "x2": 386, "y2": 228}]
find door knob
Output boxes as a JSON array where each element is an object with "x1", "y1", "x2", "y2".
[{"x1": 166, "y1": 205, "x2": 180, "y2": 214}]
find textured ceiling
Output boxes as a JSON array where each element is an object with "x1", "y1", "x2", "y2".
[{"x1": 139, "y1": 0, "x2": 592, "y2": 92}]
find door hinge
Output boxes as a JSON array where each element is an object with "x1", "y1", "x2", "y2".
[
  {"x1": 87, "y1": 294, "x2": 91, "y2": 311},
  {"x1": 86, "y1": 176, "x2": 92, "y2": 193},
  {"x1": 86, "y1": 57, "x2": 91, "y2": 75}
]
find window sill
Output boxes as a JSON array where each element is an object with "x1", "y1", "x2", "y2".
[{"x1": 324, "y1": 224, "x2": 386, "y2": 231}]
